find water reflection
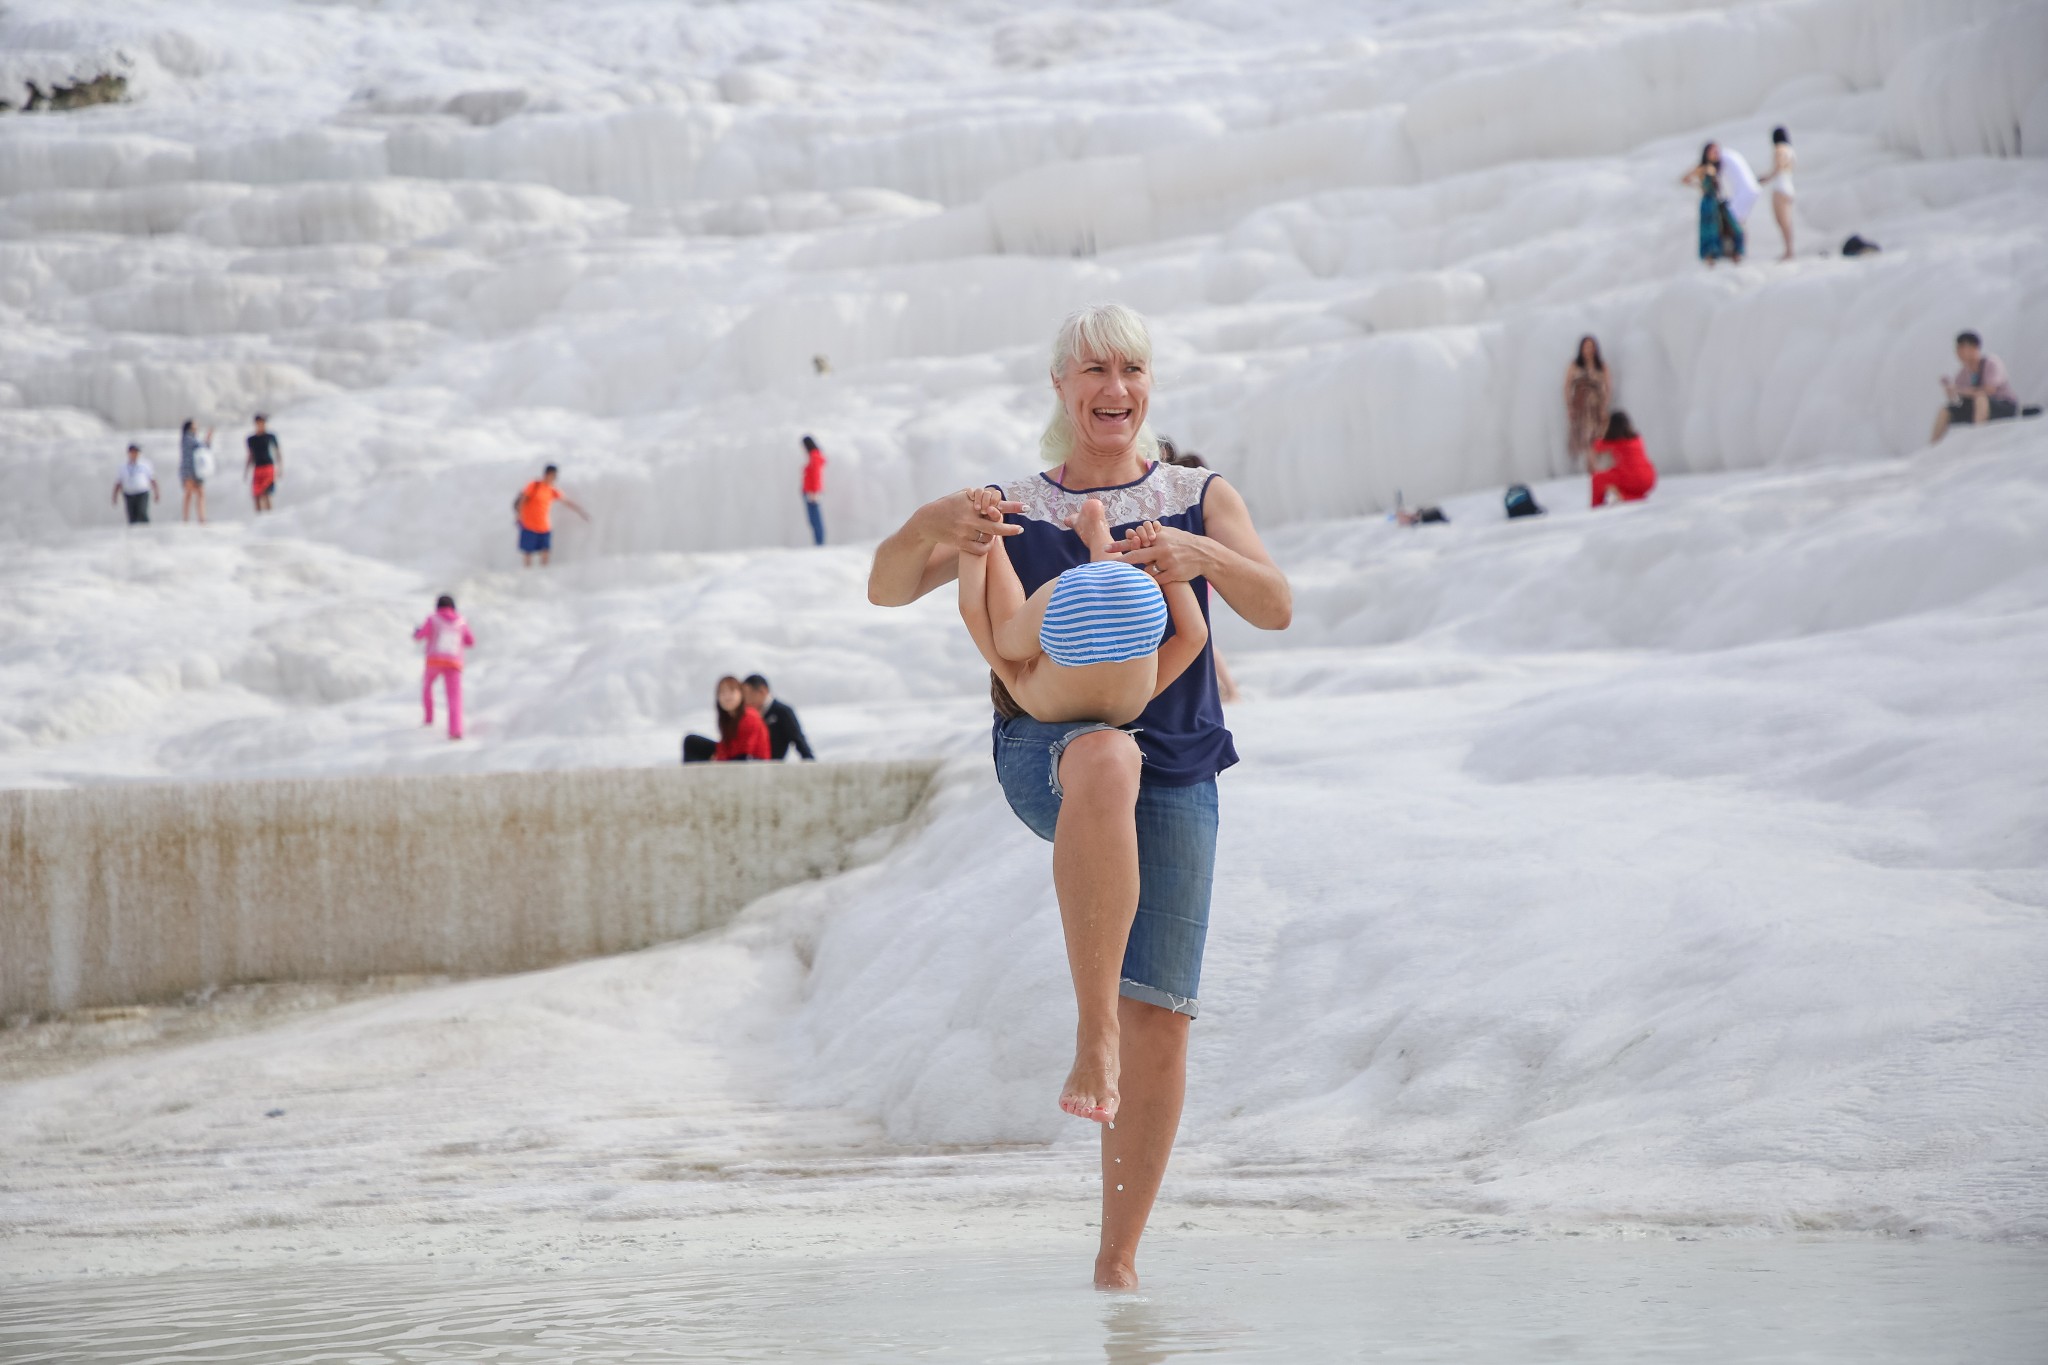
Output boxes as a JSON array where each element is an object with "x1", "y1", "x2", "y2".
[
  {"x1": 4, "y1": 1236, "x2": 2044, "y2": 1363},
  {"x1": 1102, "y1": 1294, "x2": 1239, "y2": 1363}
]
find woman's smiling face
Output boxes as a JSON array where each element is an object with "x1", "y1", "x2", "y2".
[{"x1": 1055, "y1": 345, "x2": 1150, "y2": 461}]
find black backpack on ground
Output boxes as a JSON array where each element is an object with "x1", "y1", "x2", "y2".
[{"x1": 1504, "y1": 484, "x2": 1543, "y2": 519}]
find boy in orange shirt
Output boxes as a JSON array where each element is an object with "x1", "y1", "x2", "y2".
[{"x1": 514, "y1": 464, "x2": 589, "y2": 567}]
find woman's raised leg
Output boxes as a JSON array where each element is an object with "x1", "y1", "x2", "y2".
[{"x1": 1051, "y1": 728, "x2": 1143, "y2": 1124}]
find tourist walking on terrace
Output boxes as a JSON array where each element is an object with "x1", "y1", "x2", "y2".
[
  {"x1": 1933, "y1": 332, "x2": 2021, "y2": 443},
  {"x1": 244, "y1": 414, "x2": 281, "y2": 512},
  {"x1": 682, "y1": 676, "x2": 771, "y2": 763},
  {"x1": 1682, "y1": 143, "x2": 1745, "y2": 265},
  {"x1": 1590, "y1": 411, "x2": 1657, "y2": 506},
  {"x1": 801, "y1": 435, "x2": 827, "y2": 546},
  {"x1": 178, "y1": 419, "x2": 214, "y2": 524},
  {"x1": 513, "y1": 463, "x2": 590, "y2": 567},
  {"x1": 1756, "y1": 126, "x2": 1797, "y2": 260},
  {"x1": 413, "y1": 595, "x2": 474, "y2": 740},
  {"x1": 111, "y1": 444, "x2": 158, "y2": 524},
  {"x1": 867, "y1": 302, "x2": 1292, "y2": 1290},
  {"x1": 743, "y1": 675, "x2": 815, "y2": 760},
  {"x1": 1563, "y1": 335, "x2": 1612, "y2": 471}
]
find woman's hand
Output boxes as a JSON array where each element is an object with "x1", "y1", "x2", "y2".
[
  {"x1": 1110, "y1": 523, "x2": 1212, "y2": 583},
  {"x1": 922, "y1": 487, "x2": 1024, "y2": 557}
]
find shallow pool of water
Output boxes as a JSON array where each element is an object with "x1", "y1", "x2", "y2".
[{"x1": 5, "y1": 1235, "x2": 2043, "y2": 1363}]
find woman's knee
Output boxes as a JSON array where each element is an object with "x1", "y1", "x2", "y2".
[{"x1": 1058, "y1": 729, "x2": 1141, "y2": 806}]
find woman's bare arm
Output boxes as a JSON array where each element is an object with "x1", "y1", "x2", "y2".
[{"x1": 868, "y1": 489, "x2": 1023, "y2": 606}]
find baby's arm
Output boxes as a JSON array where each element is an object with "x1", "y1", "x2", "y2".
[
  {"x1": 1151, "y1": 579, "x2": 1210, "y2": 697},
  {"x1": 1119, "y1": 521, "x2": 1210, "y2": 696}
]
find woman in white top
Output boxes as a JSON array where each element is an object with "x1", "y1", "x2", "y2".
[{"x1": 1757, "y1": 126, "x2": 1796, "y2": 261}]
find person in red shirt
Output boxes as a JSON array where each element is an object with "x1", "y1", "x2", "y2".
[
  {"x1": 682, "y1": 675, "x2": 771, "y2": 762},
  {"x1": 801, "y1": 435, "x2": 827, "y2": 546},
  {"x1": 514, "y1": 464, "x2": 590, "y2": 568},
  {"x1": 1589, "y1": 410, "x2": 1657, "y2": 507}
]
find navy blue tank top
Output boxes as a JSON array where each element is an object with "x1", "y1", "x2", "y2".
[{"x1": 992, "y1": 461, "x2": 1237, "y2": 787}]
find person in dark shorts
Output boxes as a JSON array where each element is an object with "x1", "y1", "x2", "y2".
[
  {"x1": 244, "y1": 414, "x2": 281, "y2": 512},
  {"x1": 514, "y1": 464, "x2": 589, "y2": 567},
  {"x1": 111, "y1": 444, "x2": 158, "y2": 524},
  {"x1": 743, "y1": 675, "x2": 815, "y2": 760},
  {"x1": 1933, "y1": 332, "x2": 2021, "y2": 443}
]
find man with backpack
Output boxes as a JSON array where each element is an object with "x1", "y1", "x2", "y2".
[{"x1": 513, "y1": 464, "x2": 590, "y2": 567}]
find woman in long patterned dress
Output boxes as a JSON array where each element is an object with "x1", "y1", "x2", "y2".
[{"x1": 1563, "y1": 335, "x2": 1612, "y2": 472}]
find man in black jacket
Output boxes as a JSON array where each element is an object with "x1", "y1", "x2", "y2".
[{"x1": 743, "y1": 675, "x2": 814, "y2": 761}]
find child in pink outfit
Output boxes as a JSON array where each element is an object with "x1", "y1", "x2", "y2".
[{"x1": 413, "y1": 595, "x2": 474, "y2": 739}]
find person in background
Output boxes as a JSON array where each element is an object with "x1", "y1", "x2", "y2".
[
  {"x1": 243, "y1": 414, "x2": 281, "y2": 512},
  {"x1": 742, "y1": 675, "x2": 815, "y2": 760},
  {"x1": 1756, "y1": 126, "x2": 1797, "y2": 261},
  {"x1": 801, "y1": 435, "x2": 827, "y2": 546},
  {"x1": 111, "y1": 443, "x2": 158, "y2": 524},
  {"x1": 1563, "y1": 335, "x2": 1611, "y2": 471},
  {"x1": 1681, "y1": 143, "x2": 1744, "y2": 266},
  {"x1": 1933, "y1": 331, "x2": 2020, "y2": 443},
  {"x1": 1590, "y1": 411, "x2": 1657, "y2": 506},
  {"x1": 682, "y1": 676, "x2": 770, "y2": 763},
  {"x1": 178, "y1": 419, "x2": 214, "y2": 524},
  {"x1": 514, "y1": 463, "x2": 589, "y2": 568},
  {"x1": 413, "y1": 594, "x2": 474, "y2": 741}
]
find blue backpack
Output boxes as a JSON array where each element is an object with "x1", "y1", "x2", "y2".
[{"x1": 1504, "y1": 484, "x2": 1544, "y2": 519}]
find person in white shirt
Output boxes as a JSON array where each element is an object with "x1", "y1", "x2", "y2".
[{"x1": 111, "y1": 444, "x2": 159, "y2": 525}]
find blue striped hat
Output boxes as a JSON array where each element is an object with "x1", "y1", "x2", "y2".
[{"x1": 1038, "y1": 560, "x2": 1169, "y2": 667}]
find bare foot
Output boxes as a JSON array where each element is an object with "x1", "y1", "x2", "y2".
[
  {"x1": 1069, "y1": 498, "x2": 1116, "y2": 561},
  {"x1": 1060, "y1": 1034, "x2": 1119, "y2": 1123},
  {"x1": 1094, "y1": 1256, "x2": 1139, "y2": 1291}
]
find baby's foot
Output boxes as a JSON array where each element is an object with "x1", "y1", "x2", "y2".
[{"x1": 1071, "y1": 498, "x2": 1116, "y2": 561}]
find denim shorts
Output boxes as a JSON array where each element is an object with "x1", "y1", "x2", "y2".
[
  {"x1": 993, "y1": 714, "x2": 1218, "y2": 1018},
  {"x1": 518, "y1": 526, "x2": 552, "y2": 553}
]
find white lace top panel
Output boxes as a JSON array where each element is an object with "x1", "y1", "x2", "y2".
[{"x1": 997, "y1": 462, "x2": 1214, "y2": 528}]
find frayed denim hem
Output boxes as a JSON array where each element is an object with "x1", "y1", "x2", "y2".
[
  {"x1": 1045, "y1": 723, "x2": 1142, "y2": 801},
  {"x1": 1120, "y1": 976, "x2": 1198, "y2": 1019}
]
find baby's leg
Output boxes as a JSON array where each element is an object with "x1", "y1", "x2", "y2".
[
  {"x1": 987, "y1": 535, "x2": 1059, "y2": 663},
  {"x1": 957, "y1": 534, "x2": 1003, "y2": 670},
  {"x1": 1072, "y1": 498, "x2": 1117, "y2": 562}
]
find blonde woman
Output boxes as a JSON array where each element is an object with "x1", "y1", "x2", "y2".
[{"x1": 867, "y1": 303, "x2": 1291, "y2": 1289}]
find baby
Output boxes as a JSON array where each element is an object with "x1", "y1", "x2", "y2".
[{"x1": 957, "y1": 489, "x2": 1208, "y2": 726}]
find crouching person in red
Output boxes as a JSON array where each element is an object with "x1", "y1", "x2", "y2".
[{"x1": 1590, "y1": 411, "x2": 1657, "y2": 507}]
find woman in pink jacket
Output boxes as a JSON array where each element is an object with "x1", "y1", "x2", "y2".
[{"x1": 413, "y1": 595, "x2": 475, "y2": 739}]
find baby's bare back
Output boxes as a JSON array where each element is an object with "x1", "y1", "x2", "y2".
[{"x1": 1006, "y1": 653, "x2": 1159, "y2": 728}]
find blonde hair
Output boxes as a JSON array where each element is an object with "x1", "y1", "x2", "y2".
[{"x1": 1039, "y1": 302, "x2": 1161, "y2": 466}]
